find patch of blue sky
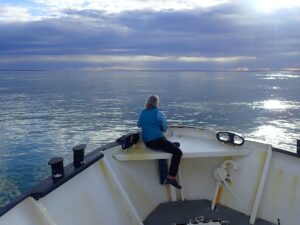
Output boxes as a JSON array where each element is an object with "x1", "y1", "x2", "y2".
[{"x1": 0, "y1": 0, "x2": 31, "y2": 5}]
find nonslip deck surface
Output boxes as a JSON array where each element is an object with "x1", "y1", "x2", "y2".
[{"x1": 144, "y1": 200, "x2": 274, "y2": 225}]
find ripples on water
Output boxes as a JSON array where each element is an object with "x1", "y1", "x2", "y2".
[{"x1": 0, "y1": 70, "x2": 300, "y2": 206}]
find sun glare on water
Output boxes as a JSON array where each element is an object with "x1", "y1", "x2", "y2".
[
  {"x1": 251, "y1": 99, "x2": 300, "y2": 111},
  {"x1": 263, "y1": 100, "x2": 286, "y2": 110},
  {"x1": 251, "y1": 99, "x2": 288, "y2": 110}
]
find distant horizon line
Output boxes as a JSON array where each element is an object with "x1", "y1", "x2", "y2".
[{"x1": 1, "y1": 68, "x2": 300, "y2": 73}]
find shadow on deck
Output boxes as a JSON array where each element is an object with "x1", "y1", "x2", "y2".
[{"x1": 144, "y1": 200, "x2": 275, "y2": 225}]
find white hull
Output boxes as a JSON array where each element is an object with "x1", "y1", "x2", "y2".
[{"x1": 1, "y1": 126, "x2": 299, "y2": 225}]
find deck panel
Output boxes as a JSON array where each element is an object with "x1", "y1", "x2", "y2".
[
  {"x1": 114, "y1": 136, "x2": 250, "y2": 161},
  {"x1": 144, "y1": 200, "x2": 274, "y2": 225}
]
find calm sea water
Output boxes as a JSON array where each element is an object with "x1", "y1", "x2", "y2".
[{"x1": 1, "y1": 70, "x2": 300, "y2": 206}]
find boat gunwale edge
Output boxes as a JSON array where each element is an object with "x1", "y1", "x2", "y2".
[{"x1": 0, "y1": 141, "x2": 120, "y2": 217}]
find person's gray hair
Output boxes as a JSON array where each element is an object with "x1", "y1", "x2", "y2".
[{"x1": 145, "y1": 95, "x2": 159, "y2": 109}]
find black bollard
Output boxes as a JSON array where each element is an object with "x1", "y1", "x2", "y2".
[
  {"x1": 72, "y1": 144, "x2": 86, "y2": 169},
  {"x1": 48, "y1": 157, "x2": 64, "y2": 182}
]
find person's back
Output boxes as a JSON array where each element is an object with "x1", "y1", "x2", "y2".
[{"x1": 138, "y1": 107, "x2": 167, "y2": 143}]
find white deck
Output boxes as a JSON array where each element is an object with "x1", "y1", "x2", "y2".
[
  {"x1": 113, "y1": 135, "x2": 250, "y2": 161},
  {"x1": 2, "y1": 126, "x2": 294, "y2": 225}
]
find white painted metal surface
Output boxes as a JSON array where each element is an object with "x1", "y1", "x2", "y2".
[
  {"x1": 113, "y1": 129, "x2": 250, "y2": 161},
  {"x1": 249, "y1": 145, "x2": 272, "y2": 224},
  {"x1": 0, "y1": 198, "x2": 50, "y2": 225},
  {"x1": 101, "y1": 156, "x2": 144, "y2": 225},
  {"x1": 1, "y1": 126, "x2": 300, "y2": 225}
]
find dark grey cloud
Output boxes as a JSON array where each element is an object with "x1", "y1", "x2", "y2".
[{"x1": 0, "y1": 3, "x2": 300, "y2": 70}]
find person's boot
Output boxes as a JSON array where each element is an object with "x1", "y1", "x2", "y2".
[{"x1": 166, "y1": 176, "x2": 182, "y2": 189}]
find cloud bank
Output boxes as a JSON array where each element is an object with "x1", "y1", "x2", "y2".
[{"x1": 0, "y1": 0, "x2": 300, "y2": 71}]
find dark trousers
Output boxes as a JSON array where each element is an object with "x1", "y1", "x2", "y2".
[{"x1": 145, "y1": 137, "x2": 182, "y2": 177}]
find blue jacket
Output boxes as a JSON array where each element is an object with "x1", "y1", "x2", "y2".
[{"x1": 137, "y1": 107, "x2": 168, "y2": 142}]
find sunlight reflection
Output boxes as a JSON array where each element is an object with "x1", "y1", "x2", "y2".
[
  {"x1": 248, "y1": 125, "x2": 288, "y2": 148},
  {"x1": 248, "y1": 119, "x2": 300, "y2": 152},
  {"x1": 263, "y1": 100, "x2": 286, "y2": 110},
  {"x1": 256, "y1": 73, "x2": 300, "y2": 80},
  {"x1": 251, "y1": 99, "x2": 300, "y2": 111}
]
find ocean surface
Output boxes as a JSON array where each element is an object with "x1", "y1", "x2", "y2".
[{"x1": 1, "y1": 70, "x2": 300, "y2": 207}]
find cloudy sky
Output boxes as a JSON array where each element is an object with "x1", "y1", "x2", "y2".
[{"x1": 0, "y1": 0, "x2": 300, "y2": 71}]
